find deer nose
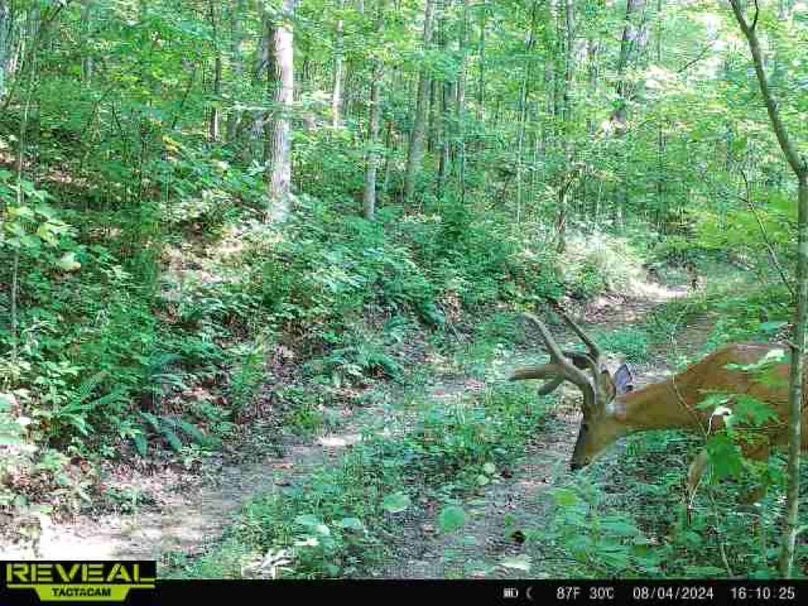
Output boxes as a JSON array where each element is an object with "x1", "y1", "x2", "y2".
[{"x1": 570, "y1": 460, "x2": 582, "y2": 471}]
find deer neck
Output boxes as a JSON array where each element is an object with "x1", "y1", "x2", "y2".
[{"x1": 610, "y1": 379, "x2": 702, "y2": 432}]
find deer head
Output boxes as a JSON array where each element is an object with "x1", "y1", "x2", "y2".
[{"x1": 509, "y1": 310, "x2": 634, "y2": 470}]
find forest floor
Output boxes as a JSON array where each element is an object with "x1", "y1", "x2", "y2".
[
  {"x1": 382, "y1": 286, "x2": 717, "y2": 579},
  {"x1": 1, "y1": 277, "x2": 718, "y2": 577}
]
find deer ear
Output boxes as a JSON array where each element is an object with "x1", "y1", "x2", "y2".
[{"x1": 614, "y1": 363, "x2": 634, "y2": 395}]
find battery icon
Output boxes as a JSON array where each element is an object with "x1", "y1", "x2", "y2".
[{"x1": 504, "y1": 587, "x2": 519, "y2": 599}]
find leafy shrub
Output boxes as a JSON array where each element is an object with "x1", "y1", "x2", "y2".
[
  {"x1": 597, "y1": 328, "x2": 651, "y2": 362},
  {"x1": 561, "y1": 232, "x2": 646, "y2": 296}
]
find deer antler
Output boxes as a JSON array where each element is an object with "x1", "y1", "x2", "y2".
[
  {"x1": 509, "y1": 312, "x2": 598, "y2": 413},
  {"x1": 552, "y1": 306, "x2": 603, "y2": 368}
]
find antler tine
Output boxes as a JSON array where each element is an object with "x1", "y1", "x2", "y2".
[
  {"x1": 509, "y1": 368, "x2": 564, "y2": 396},
  {"x1": 562, "y1": 349, "x2": 603, "y2": 392},
  {"x1": 555, "y1": 308, "x2": 602, "y2": 366},
  {"x1": 509, "y1": 313, "x2": 596, "y2": 410},
  {"x1": 537, "y1": 376, "x2": 564, "y2": 396}
]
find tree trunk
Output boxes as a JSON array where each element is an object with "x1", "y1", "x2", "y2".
[
  {"x1": 585, "y1": 37, "x2": 599, "y2": 134},
  {"x1": 553, "y1": 0, "x2": 575, "y2": 248},
  {"x1": 81, "y1": 1, "x2": 94, "y2": 85},
  {"x1": 208, "y1": 0, "x2": 222, "y2": 142},
  {"x1": 655, "y1": 0, "x2": 665, "y2": 219},
  {"x1": 251, "y1": 6, "x2": 271, "y2": 158},
  {"x1": 476, "y1": 1, "x2": 486, "y2": 122},
  {"x1": 427, "y1": 77, "x2": 437, "y2": 154},
  {"x1": 729, "y1": 0, "x2": 806, "y2": 578},
  {"x1": 561, "y1": 0, "x2": 574, "y2": 124},
  {"x1": 331, "y1": 0, "x2": 346, "y2": 128},
  {"x1": 363, "y1": 0, "x2": 385, "y2": 220},
  {"x1": 0, "y1": 0, "x2": 9, "y2": 99},
  {"x1": 381, "y1": 118, "x2": 393, "y2": 197},
  {"x1": 612, "y1": 0, "x2": 648, "y2": 130},
  {"x1": 516, "y1": 0, "x2": 540, "y2": 223},
  {"x1": 403, "y1": 0, "x2": 435, "y2": 205},
  {"x1": 227, "y1": 0, "x2": 246, "y2": 142},
  {"x1": 435, "y1": 2, "x2": 450, "y2": 197},
  {"x1": 436, "y1": 80, "x2": 450, "y2": 197},
  {"x1": 363, "y1": 66, "x2": 382, "y2": 219},
  {"x1": 455, "y1": 0, "x2": 469, "y2": 203},
  {"x1": 266, "y1": 0, "x2": 298, "y2": 223}
]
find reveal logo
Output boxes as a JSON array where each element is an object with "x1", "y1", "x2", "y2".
[{"x1": 3, "y1": 561, "x2": 156, "y2": 603}]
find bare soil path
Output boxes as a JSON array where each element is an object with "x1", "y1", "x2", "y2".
[
  {"x1": 382, "y1": 285, "x2": 716, "y2": 579},
  {"x1": 2, "y1": 416, "x2": 371, "y2": 563},
  {"x1": 2, "y1": 281, "x2": 711, "y2": 577}
]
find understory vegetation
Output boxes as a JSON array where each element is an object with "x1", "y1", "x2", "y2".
[{"x1": 0, "y1": 0, "x2": 805, "y2": 580}]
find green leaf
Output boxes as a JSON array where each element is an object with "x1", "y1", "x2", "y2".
[
  {"x1": 56, "y1": 252, "x2": 81, "y2": 272},
  {"x1": 160, "y1": 425, "x2": 183, "y2": 451},
  {"x1": 338, "y1": 517, "x2": 365, "y2": 531},
  {"x1": 482, "y1": 462, "x2": 496, "y2": 475},
  {"x1": 600, "y1": 516, "x2": 640, "y2": 537},
  {"x1": 568, "y1": 535, "x2": 593, "y2": 557},
  {"x1": 734, "y1": 395, "x2": 778, "y2": 427},
  {"x1": 438, "y1": 505, "x2": 467, "y2": 533},
  {"x1": 36, "y1": 223, "x2": 57, "y2": 246},
  {"x1": 295, "y1": 514, "x2": 322, "y2": 527},
  {"x1": 553, "y1": 488, "x2": 579, "y2": 508},
  {"x1": 35, "y1": 204, "x2": 58, "y2": 220},
  {"x1": 499, "y1": 554, "x2": 531, "y2": 572},
  {"x1": 295, "y1": 514, "x2": 330, "y2": 536},
  {"x1": 725, "y1": 348, "x2": 786, "y2": 372},
  {"x1": 0, "y1": 393, "x2": 15, "y2": 412},
  {"x1": 166, "y1": 417, "x2": 207, "y2": 443},
  {"x1": 139, "y1": 411, "x2": 161, "y2": 431},
  {"x1": 707, "y1": 434, "x2": 743, "y2": 479},
  {"x1": 696, "y1": 393, "x2": 732, "y2": 412},
  {"x1": 382, "y1": 491, "x2": 411, "y2": 513},
  {"x1": 598, "y1": 543, "x2": 631, "y2": 570},
  {"x1": 10, "y1": 205, "x2": 35, "y2": 220},
  {"x1": 132, "y1": 433, "x2": 148, "y2": 457}
]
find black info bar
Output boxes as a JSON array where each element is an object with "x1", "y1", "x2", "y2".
[
  {"x1": 154, "y1": 580, "x2": 800, "y2": 605},
  {"x1": 1, "y1": 563, "x2": 805, "y2": 606}
]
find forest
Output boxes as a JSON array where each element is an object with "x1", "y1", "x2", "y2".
[{"x1": 0, "y1": 0, "x2": 806, "y2": 580}]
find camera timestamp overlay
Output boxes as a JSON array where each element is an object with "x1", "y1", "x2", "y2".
[{"x1": 1, "y1": 565, "x2": 804, "y2": 606}]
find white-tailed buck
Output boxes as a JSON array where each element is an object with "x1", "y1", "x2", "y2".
[{"x1": 509, "y1": 310, "x2": 808, "y2": 502}]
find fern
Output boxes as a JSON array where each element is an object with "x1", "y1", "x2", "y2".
[
  {"x1": 159, "y1": 425, "x2": 183, "y2": 451},
  {"x1": 132, "y1": 432, "x2": 148, "y2": 457},
  {"x1": 164, "y1": 417, "x2": 207, "y2": 444},
  {"x1": 134, "y1": 413, "x2": 206, "y2": 453}
]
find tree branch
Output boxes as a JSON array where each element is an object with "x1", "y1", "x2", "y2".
[
  {"x1": 737, "y1": 169, "x2": 795, "y2": 299},
  {"x1": 728, "y1": 0, "x2": 805, "y2": 177}
]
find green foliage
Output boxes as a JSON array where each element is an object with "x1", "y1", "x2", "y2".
[
  {"x1": 437, "y1": 504, "x2": 467, "y2": 533},
  {"x1": 596, "y1": 327, "x2": 651, "y2": 363},
  {"x1": 539, "y1": 428, "x2": 793, "y2": 578},
  {"x1": 542, "y1": 481, "x2": 662, "y2": 576},
  {"x1": 174, "y1": 382, "x2": 548, "y2": 578},
  {"x1": 707, "y1": 286, "x2": 790, "y2": 348},
  {"x1": 561, "y1": 233, "x2": 646, "y2": 299},
  {"x1": 136, "y1": 412, "x2": 209, "y2": 456},
  {"x1": 228, "y1": 336, "x2": 272, "y2": 416}
]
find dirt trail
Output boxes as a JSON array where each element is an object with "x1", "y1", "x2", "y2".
[
  {"x1": 2, "y1": 421, "x2": 369, "y2": 562},
  {"x1": 383, "y1": 284, "x2": 715, "y2": 579},
  {"x1": 2, "y1": 280, "x2": 710, "y2": 574}
]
